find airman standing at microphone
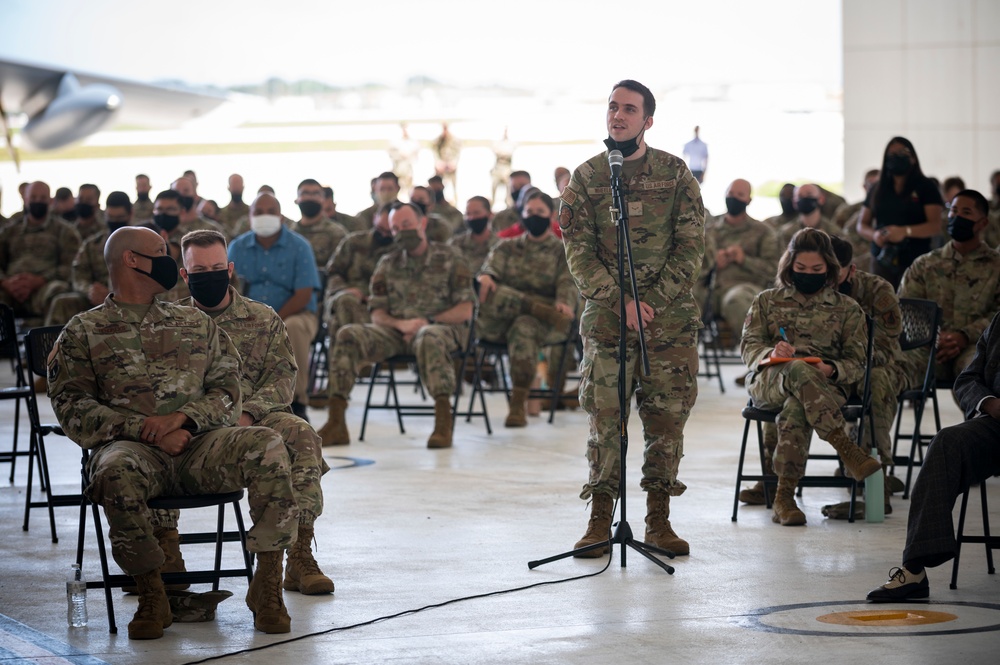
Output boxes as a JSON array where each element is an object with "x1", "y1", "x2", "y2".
[{"x1": 559, "y1": 80, "x2": 705, "y2": 557}]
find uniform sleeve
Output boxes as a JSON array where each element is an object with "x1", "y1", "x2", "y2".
[
  {"x1": 958, "y1": 269, "x2": 1000, "y2": 343},
  {"x1": 447, "y1": 251, "x2": 476, "y2": 308},
  {"x1": 870, "y1": 278, "x2": 903, "y2": 367},
  {"x1": 479, "y1": 241, "x2": 505, "y2": 280},
  {"x1": 954, "y1": 311, "x2": 1000, "y2": 418},
  {"x1": 324, "y1": 236, "x2": 353, "y2": 294},
  {"x1": 743, "y1": 225, "x2": 780, "y2": 287},
  {"x1": 555, "y1": 250, "x2": 578, "y2": 310},
  {"x1": 829, "y1": 301, "x2": 868, "y2": 387},
  {"x1": 176, "y1": 320, "x2": 242, "y2": 431},
  {"x1": 53, "y1": 225, "x2": 82, "y2": 282},
  {"x1": 896, "y1": 258, "x2": 927, "y2": 301},
  {"x1": 647, "y1": 171, "x2": 706, "y2": 306},
  {"x1": 739, "y1": 292, "x2": 776, "y2": 370},
  {"x1": 242, "y1": 314, "x2": 296, "y2": 422},
  {"x1": 48, "y1": 324, "x2": 147, "y2": 449},
  {"x1": 368, "y1": 254, "x2": 391, "y2": 313},
  {"x1": 71, "y1": 243, "x2": 95, "y2": 293}
]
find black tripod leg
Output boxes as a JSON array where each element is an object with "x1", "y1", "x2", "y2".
[
  {"x1": 627, "y1": 542, "x2": 675, "y2": 574},
  {"x1": 528, "y1": 540, "x2": 611, "y2": 569}
]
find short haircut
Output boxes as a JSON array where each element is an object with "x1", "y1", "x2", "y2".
[
  {"x1": 943, "y1": 176, "x2": 966, "y2": 192},
  {"x1": 80, "y1": 183, "x2": 100, "y2": 198},
  {"x1": 135, "y1": 174, "x2": 149, "y2": 181},
  {"x1": 864, "y1": 169, "x2": 880, "y2": 181},
  {"x1": 54, "y1": 187, "x2": 73, "y2": 201},
  {"x1": 830, "y1": 236, "x2": 853, "y2": 268},
  {"x1": 776, "y1": 228, "x2": 839, "y2": 288},
  {"x1": 524, "y1": 190, "x2": 555, "y2": 213},
  {"x1": 510, "y1": 170, "x2": 531, "y2": 181},
  {"x1": 258, "y1": 184, "x2": 275, "y2": 194},
  {"x1": 183, "y1": 169, "x2": 197, "y2": 179},
  {"x1": 377, "y1": 171, "x2": 399, "y2": 186},
  {"x1": 467, "y1": 196, "x2": 491, "y2": 212},
  {"x1": 990, "y1": 170, "x2": 1000, "y2": 184},
  {"x1": 428, "y1": 175, "x2": 443, "y2": 186},
  {"x1": 181, "y1": 229, "x2": 228, "y2": 254},
  {"x1": 154, "y1": 189, "x2": 181, "y2": 203},
  {"x1": 954, "y1": 189, "x2": 989, "y2": 217},
  {"x1": 105, "y1": 191, "x2": 132, "y2": 213},
  {"x1": 297, "y1": 178, "x2": 321, "y2": 191},
  {"x1": 611, "y1": 79, "x2": 656, "y2": 116},
  {"x1": 389, "y1": 201, "x2": 423, "y2": 218},
  {"x1": 411, "y1": 185, "x2": 431, "y2": 198},
  {"x1": 322, "y1": 186, "x2": 334, "y2": 200}
]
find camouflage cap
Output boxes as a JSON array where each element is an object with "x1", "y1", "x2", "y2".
[{"x1": 166, "y1": 589, "x2": 234, "y2": 622}]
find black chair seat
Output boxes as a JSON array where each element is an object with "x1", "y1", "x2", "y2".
[
  {"x1": 148, "y1": 490, "x2": 245, "y2": 511},
  {"x1": 740, "y1": 405, "x2": 778, "y2": 422}
]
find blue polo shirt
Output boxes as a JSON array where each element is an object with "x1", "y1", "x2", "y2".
[{"x1": 228, "y1": 227, "x2": 320, "y2": 313}]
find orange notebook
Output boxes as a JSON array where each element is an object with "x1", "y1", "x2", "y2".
[{"x1": 758, "y1": 356, "x2": 822, "y2": 368}]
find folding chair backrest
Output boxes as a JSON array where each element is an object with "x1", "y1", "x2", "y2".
[
  {"x1": 898, "y1": 298, "x2": 940, "y2": 351},
  {"x1": 0, "y1": 304, "x2": 19, "y2": 360},
  {"x1": 24, "y1": 326, "x2": 65, "y2": 379}
]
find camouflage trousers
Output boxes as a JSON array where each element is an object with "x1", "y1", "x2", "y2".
[
  {"x1": 716, "y1": 283, "x2": 759, "y2": 343},
  {"x1": 155, "y1": 412, "x2": 330, "y2": 530},
  {"x1": 325, "y1": 290, "x2": 371, "y2": 338},
  {"x1": 329, "y1": 322, "x2": 465, "y2": 399},
  {"x1": 285, "y1": 312, "x2": 319, "y2": 404},
  {"x1": 579, "y1": 331, "x2": 698, "y2": 500},
  {"x1": 748, "y1": 360, "x2": 848, "y2": 483},
  {"x1": 86, "y1": 427, "x2": 298, "y2": 576},
  {"x1": 0, "y1": 279, "x2": 71, "y2": 320},
  {"x1": 759, "y1": 364, "x2": 909, "y2": 470},
  {"x1": 45, "y1": 292, "x2": 91, "y2": 326},
  {"x1": 478, "y1": 285, "x2": 570, "y2": 389}
]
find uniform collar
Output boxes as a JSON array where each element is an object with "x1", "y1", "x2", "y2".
[
  {"x1": 782, "y1": 284, "x2": 838, "y2": 307},
  {"x1": 103, "y1": 294, "x2": 169, "y2": 324}
]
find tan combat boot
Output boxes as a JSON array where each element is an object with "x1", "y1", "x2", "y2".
[
  {"x1": 283, "y1": 524, "x2": 335, "y2": 595},
  {"x1": 127, "y1": 568, "x2": 172, "y2": 640},
  {"x1": 739, "y1": 453, "x2": 775, "y2": 505},
  {"x1": 573, "y1": 493, "x2": 614, "y2": 558},
  {"x1": 826, "y1": 428, "x2": 881, "y2": 481},
  {"x1": 427, "y1": 396, "x2": 453, "y2": 449},
  {"x1": 643, "y1": 491, "x2": 690, "y2": 555},
  {"x1": 505, "y1": 387, "x2": 529, "y2": 428},
  {"x1": 317, "y1": 396, "x2": 350, "y2": 446},
  {"x1": 123, "y1": 526, "x2": 189, "y2": 593},
  {"x1": 772, "y1": 480, "x2": 807, "y2": 526},
  {"x1": 525, "y1": 298, "x2": 574, "y2": 335},
  {"x1": 246, "y1": 550, "x2": 291, "y2": 634}
]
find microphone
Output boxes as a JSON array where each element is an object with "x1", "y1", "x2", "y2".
[{"x1": 608, "y1": 150, "x2": 624, "y2": 179}]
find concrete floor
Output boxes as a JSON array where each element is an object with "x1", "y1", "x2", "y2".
[{"x1": 1, "y1": 360, "x2": 998, "y2": 665}]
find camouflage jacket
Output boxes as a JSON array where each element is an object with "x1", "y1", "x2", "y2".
[
  {"x1": 71, "y1": 229, "x2": 112, "y2": 293},
  {"x1": 219, "y1": 201, "x2": 250, "y2": 238},
  {"x1": 325, "y1": 230, "x2": 398, "y2": 297},
  {"x1": 559, "y1": 146, "x2": 705, "y2": 338},
  {"x1": 845, "y1": 270, "x2": 903, "y2": 368},
  {"x1": 132, "y1": 198, "x2": 154, "y2": 224},
  {"x1": 178, "y1": 287, "x2": 295, "y2": 423},
  {"x1": 707, "y1": 214, "x2": 779, "y2": 291},
  {"x1": 741, "y1": 285, "x2": 868, "y2": 389},
  {"x1": 0, "y1": 216, "x2": 82, "y2": 281},
  {"x1": 290, "y1": 217, "x2": 348, "y2": 268},
  {"x1": 331, "y1": 211, "x2": 366, "y2": 234},
  {"x1": 898, "y1": 241, "x2": 1000, "y2": 343},
  {"x1": 369, "y1": 242, "x2": 475, "y2": 320},
  {"x1": 48, "y1": 296, "x2": 242, "y2": 450},
  {"x1": 777, "y1": 215, "x2": 844, "y2": 251},
  {"x1": 481, "y1": 234, "x2": 576, "y2": 307},
  {"x1": 450, "y1": 230, "x2": 500, "y2": 275}
]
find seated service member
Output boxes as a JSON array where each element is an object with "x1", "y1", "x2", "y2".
[
  {"x1": 47, "y1": 227, "x2": 298, "y2": 638},
  {"x1": 450, "y1": 195, "x2": 500, "y2": 274},
  {"x1": 868, "y1": 311, "x2": 1000, "y2": 602},
  {"x1": 318, "y1": 202, "x2": 475, "y2": 449},
  {"x1": 741, "y1": 228, "x2": 882, "y2": 526},
  {"x1": 476, "y1": 190, "x2": 576, "y2": 427},
  {"x1": 175, "y1": 229, "x2": 333, "y2": 595}
]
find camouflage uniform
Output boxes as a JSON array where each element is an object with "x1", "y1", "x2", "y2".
[
  {"x1": 47, "y1": 296, "x2": 298, "y2": 575},
  {"x1": 323, "y1": 230, "x2": 398, "y2": 336},
  {"x1": 741, "y1": 286, "x2": 868, "y2": 483},
  {"x1": 435, "y1": 201, "x2": 465, "y2": 234},
  {"x1": 703, "y1": 215, "x2": 779, "y2": 337},
  {"x1": 559, "y1": 147, "x2": 704, "y2": 500},
  {"x1": 353, "y1": 203, "x2": 385, "y2": 230},
  {"x1": 492, "y1": 207, "x2": 521, "y2": 234},
  {"x1": 133, "y1": 197, "x2": 154, "y2": 224},
  {"x1": 290, "y1": 217, "x2": 348, "y2": 269},
  {"x1": 833, "y1": 201, "x2": 873, "y2": 271},
  {"x1": 328, "y1": 242, "x2": 475, "y2": 400},
  {"x1": 449, "y1": 229, "x2": 499, "y2": 275},
  {"x1": 162, "y1": 217, "x2": 227, "y2": 302},
  {"x1": 898, "y1": 241, "x2": 1000, "y2": 383},
  {"x1": 331, "y1": 211, "x2": 366, "y2": 235},
  {"x1": 477, "y1": 235, "x2": 577, "y2": 389},
  {"x1": 776, "y1": 216, "x2": 844, "y2": 252},
  {"x1": 763, "y1": 210, "x2": 797, "y2": 231},
  {"x1": 45, "y1": 228, "x2": 112, "y2": 325},
  {"x1": 0, "y1": 216, "x2": 81, "y2": 318},
  {"x1": 74, "y1": 214, "x2": 105, "y2": 243},
  {"x1": 984, "y1": 197, "x2": 1000, "y2": 249},
  {"x1": 218, "y1": 201, "x2": 250, "y2": 239}
]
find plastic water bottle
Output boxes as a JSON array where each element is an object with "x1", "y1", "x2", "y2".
[
  {"x1": 865, "y1": 448, "x2": 885, "y2": 523},
  {"x1": 67, "y1": 563, "x2": 87, "y2": 627}
]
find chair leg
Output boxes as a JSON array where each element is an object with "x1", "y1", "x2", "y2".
[
  {"x1": 92, "y1": 501, "x2": 118, "y2": 633},
  {"x1": 233, "y1": 500, "x2": 254, "y2": 584},
  {"x1": 950, "y1": 487, "x2": 971, "y2": 590},
  {"x1": 359, "y1": 363, "x2": 381, "y2": 442},
  {"x1": 732, "y1": 418, "x2": 753, "y2": 522},
  {"x1": 981, "y1": 482, "x2": 995, "y2": 575}
]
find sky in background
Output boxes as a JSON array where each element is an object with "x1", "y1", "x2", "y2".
[{"x1": 0, "y1": 0, "x2": 842, "y2": 92}]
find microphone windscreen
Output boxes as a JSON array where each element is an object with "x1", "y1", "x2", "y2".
[{"x1": 608, "y1": 150, "x2": 624, "y2": 168}]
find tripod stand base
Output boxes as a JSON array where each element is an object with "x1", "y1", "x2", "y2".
[{"x1": 528, "y1": 519, "x2": 675, "y2": 574}]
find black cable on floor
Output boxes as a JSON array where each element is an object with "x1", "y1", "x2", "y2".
[{"x1": 181, "y1": 501, "x2": 620, "y2": 665}]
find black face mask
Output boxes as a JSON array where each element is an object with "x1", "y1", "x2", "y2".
[
  {"x1": 373, "y1": 229, "x2": 395, "y2": 246},
  {"x1": 298, "y1": 200, "x2": 323, "y2": 218},
  {"x1": 136, "y1": 192, "x2": 150, "y2": 202},
  {"x1": 61, "y1": 210, "x2": 78, "y2": 222},
  {"x1": 779, "y1": 197, "x2": 795, "y2": 216},
  {"x1": 509, "y1": 186, "x2": 523, "y2": 205},
  {"x1": 725, "y1": 197, "x2": 748, "y2": 217},
  {"x1": 187, "y1": 269, "x2": 230, "y2": 308},
  {"x1": 75, "y1": 202, "x2": 95, "y2": 219},
  {"x1": 178, "y1": 195, "x2": 195, "y2": 211},
  {"x1": 885, "y1": 154, "x2": 912, "y2": 176},
  {"x1": 231, "y1": 192, "x2": 243, "y2": 205},
  {"x1": 994, "y1": 184, "x2": 1000, "y2": 199},
  {"x1": 412, "y1": 201, "x2": 428, "y2": 216},
  {"x1": 131, "y1": 251, "x2": 178, "y2": 291},
  {"x1": 796, "y1": 197, "x2": 820, "y2": 215},
  {"x1": 107, "y1": 220, "x2": 129, "y2": 234},
  {"x1": 433, "y1": 189, "x2": 445, "y2": 203},
  {"x1": 154, "y1": 213, "x2": 180, "y2": 233},
  {"x1": 466, "y1": 216, "x2": 489, "y2": 235},
  {"x1": 27, "y1": 202, "x2": 49, "y2": 220},
  {"x1": 790, "y1": 271, "x2": 827, "y2": 295},
  {"x1": 838, "y1": 279, "x2": 852, "y2": 296},
  {"x1": 522, "y1": 215, "x2": 550, "y2": 237},
  {"x1": 947, "y1": 215, "x2": 977, "y2": 242},
  {"x1": 603, "y1": 125, "x2": 646, "y2": 158}
]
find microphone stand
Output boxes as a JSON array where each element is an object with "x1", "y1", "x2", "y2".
[{"x1": 529, "y1": 153, "x2": 675, "y2": 574}]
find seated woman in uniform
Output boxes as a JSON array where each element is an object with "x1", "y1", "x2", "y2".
[
  {"x1": 740, "y1": 228, "x2": 882, "y2": 526},
  {"x1": 475, "y1": 190, "x2": 578, "y2": 427}
]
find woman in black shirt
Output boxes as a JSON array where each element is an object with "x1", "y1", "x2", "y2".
[{"x1": 857, "y1": 136, "x2": 944, "y2": 288}]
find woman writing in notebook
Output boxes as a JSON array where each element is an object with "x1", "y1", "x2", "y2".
[{"x1": 740, "y1": 228, "x2": 882, "y2": 526}]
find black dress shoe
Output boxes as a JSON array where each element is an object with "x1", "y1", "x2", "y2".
[
  {"x1": 867, "y1": 566, "x2": 929, "y2": 602},
  {"x1": 291, "y1": 401, "x2": 309, "y2": 423}
]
